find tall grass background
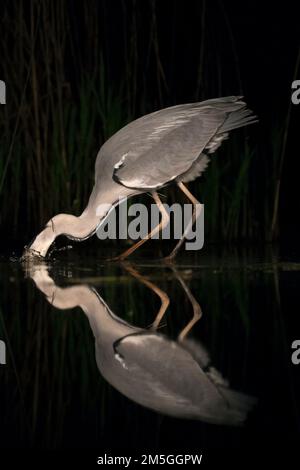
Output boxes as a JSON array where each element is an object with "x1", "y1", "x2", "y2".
[{"x1": 0, "y1": 0, "x2": 295, "y2": 248}]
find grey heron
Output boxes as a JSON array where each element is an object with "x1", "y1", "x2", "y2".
[
  {"x1": 28, "y1": 262, "x2": 256, "y2": 425},
  {"x1": 23, "y1": 96, "x2": 257, "y2": 260}
]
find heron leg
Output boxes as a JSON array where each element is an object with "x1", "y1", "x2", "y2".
[
  {"x1": 164, "y1": 182, "x2": 203, "y2": 261},
  {"x1": 112, "y1": 191, "x2": 170, "y2": 261},
  {"x1": 123, "y1": 263, "x2": 170, "y2": 330},
  {"x1": 171, "y1": 266, "x2": 202, "y2": 341}
]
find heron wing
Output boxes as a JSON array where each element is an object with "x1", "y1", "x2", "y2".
[
  {"x1": 115, "y1": 333, "x2": 254, "y2": 423},
  {"x1": 178, "y1": 133, "x2": 229, "y2": 183},
  {"x1": 178, "y1": 153, "x2": 210, "y2": 183},
  {"x1": 105, "y1": 96, "x2": 256, "y2": 190}
]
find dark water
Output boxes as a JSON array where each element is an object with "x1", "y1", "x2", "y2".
[{"x1": 0, "y1": 247, "x2": 299, "y2": 455}]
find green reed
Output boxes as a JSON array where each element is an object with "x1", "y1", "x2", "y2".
[{"x1": 0, "y1": 0, "x2": 290, "y2": 247}]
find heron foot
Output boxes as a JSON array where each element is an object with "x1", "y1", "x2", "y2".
[
  {"x1": 163, "y1": 254, "x2": 176, "y2": 264},
  {"x1": 107, "y1": 255, "x2": 126, "y2": 262}
]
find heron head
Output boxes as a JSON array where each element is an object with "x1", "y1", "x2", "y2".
[
  {"x1": 21, "y1": 214, "x2": 68, "y2": 261},
  {"x1": 21, "y1": 212, "x2": 98, "y2": 261}
]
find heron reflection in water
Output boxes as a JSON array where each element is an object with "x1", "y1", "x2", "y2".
[{"x1": 28, "y1": 263, "x2": 256, "y2": 425}]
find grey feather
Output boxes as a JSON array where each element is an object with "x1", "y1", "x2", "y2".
[
  {"x1": 103, "y1": 96, "x2": 257, "y2": 190},
  {"x1": 179, "y1": 153, "x2": 210, "y2": 183}
]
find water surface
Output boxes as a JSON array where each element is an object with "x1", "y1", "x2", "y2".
[{"x1": 0, "y1": 248, "x2": 299, "y2": 452}]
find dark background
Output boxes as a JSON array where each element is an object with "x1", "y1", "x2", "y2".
[
  {"x1": 1, "y1": 2, "x2": 300, "y2": 458},
  {"x1": 0, "y1": 0, "x2": 299, "y2": 255}
]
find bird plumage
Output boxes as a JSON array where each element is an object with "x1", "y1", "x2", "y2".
[
  {"x1": 96, "y1": 96, "x2": 257, "y2": 191},
  {"x1": 23, "y1": 95, "x2": 257, "y2": 259}
]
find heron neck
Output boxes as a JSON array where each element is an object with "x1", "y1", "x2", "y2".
[
  {"x1": 28, "y1": 184, "x2": 132, "y2": 257},
  {"x1": 31, "y1": 267, "x2": 133, "y2": 341}
]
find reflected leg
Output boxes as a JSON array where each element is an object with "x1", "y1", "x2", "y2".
[
  {"x1": 123, "y1": 263, "x2": 170, "y2": 330},
  {"x1": 113, "y1": 263, "x2": 171, "y2": 360},
  {"x1": 171, "y1": 266, "x2": 202, "y2": 341}
]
